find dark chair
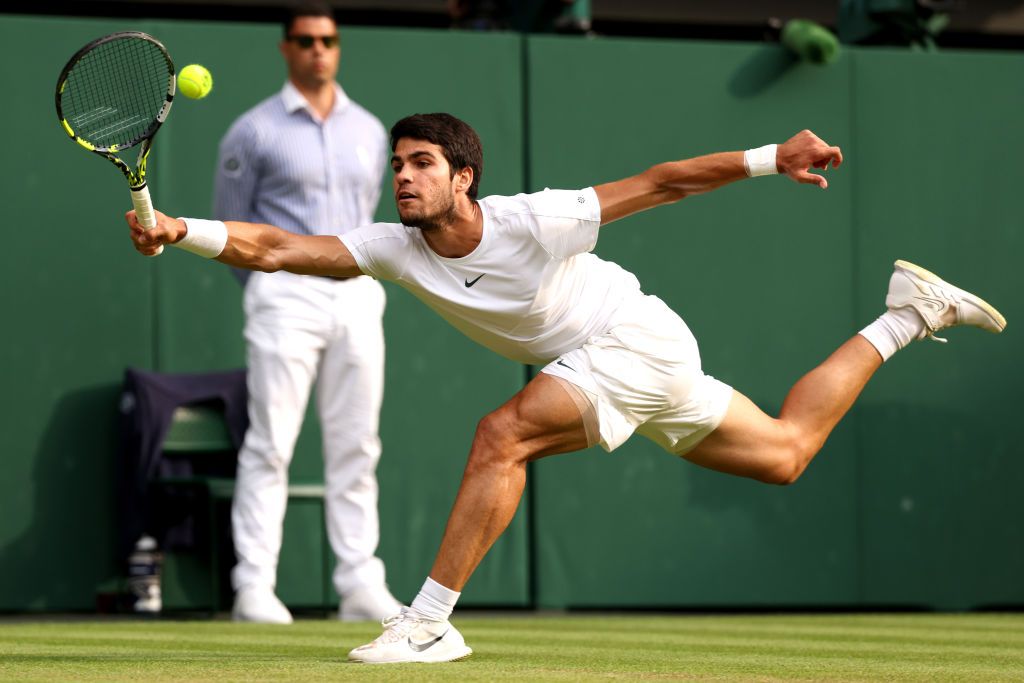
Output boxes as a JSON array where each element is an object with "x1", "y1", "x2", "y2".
[{"x1": 120, "y1": 368, "x2": 328, "y2": 612}]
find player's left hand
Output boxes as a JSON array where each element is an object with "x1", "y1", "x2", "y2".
[{"x1": 777, "y1": 129, "x2": 843, "y2": 189}]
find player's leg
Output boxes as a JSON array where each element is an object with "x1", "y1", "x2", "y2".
[
  {"x1": 316, "y1": 278, "x2": 401, "y2": 621},
  {"x1": 231, "y1": 273, "x2": 324, "y2": 623},
  {"x1": 426, "y1": 372, "x2": 589, "y2": 591},
  {"x1": 348, "y1": 371, "x2": 589, "y2": 663},
  {"x1": 685, "y1": 260, "x2": 1005, "y2": 484},
  {"x1": 684, "y1": 335, "x2": 880, "y2": 484}
]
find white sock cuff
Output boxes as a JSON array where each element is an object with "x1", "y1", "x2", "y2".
[
  {"x1": 409, "y1": 576, "x2": 460, "y2": 622},
  {"x1": 424, "y1": 576, "x2": 460, "y2": 602},
  {"x1": 859, "y1": 308, "x2": 926, "y2": 362},
  {"x1": 858, "y1": 322, "x2": 897, "y2": 362}
]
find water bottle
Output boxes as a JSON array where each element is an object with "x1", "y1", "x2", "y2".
[{"x1": 127, "y1": 535, "x2": 162, "y2": 613}]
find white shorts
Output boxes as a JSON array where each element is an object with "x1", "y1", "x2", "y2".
[{"x1": 541, "y1": 295, "x2": 733, "y2": 455}]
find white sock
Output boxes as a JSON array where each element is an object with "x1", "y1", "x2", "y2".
[
  {"x1": 858, "y1": 307, "x2": 927, "y2": 361},
  {"x1": 409, "y1": 576, "x2": 460, "y2": 622}
]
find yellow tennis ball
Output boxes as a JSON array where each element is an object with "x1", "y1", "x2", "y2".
[{"x1": 179, "y1": 64, "x2": 212, "y2": 99}]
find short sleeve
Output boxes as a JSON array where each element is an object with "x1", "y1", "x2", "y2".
[
  {"x1": 525, "y1": 187, "x2": 601, "y2": 259},
  {"x1": 213, "y1": 117, "x2": 261, "y2": 222},
  {"x1": 339, "y1": 224, "x2": 410, "y2": 282}
]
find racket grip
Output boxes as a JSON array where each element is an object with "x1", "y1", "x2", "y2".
[{"x1": 130, "y1": 184, "x2": 164, "y2": 256}]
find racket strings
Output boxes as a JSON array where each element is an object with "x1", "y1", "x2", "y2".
[{"x1": 61, "y1": 37, "x2": 171, "y2": 150}]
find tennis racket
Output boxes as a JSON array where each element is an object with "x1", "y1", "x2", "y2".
[{"x1": 55, "y1": 31, "x2": 176, "y2": 255}]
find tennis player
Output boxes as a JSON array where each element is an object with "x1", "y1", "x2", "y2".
[{"x1": 126, "y1": 113, "x2": 1005, "y2": 664}]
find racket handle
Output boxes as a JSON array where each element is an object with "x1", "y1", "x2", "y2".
[{"x1": 130, "y1": 184, "x2": 164, "y2": 256}]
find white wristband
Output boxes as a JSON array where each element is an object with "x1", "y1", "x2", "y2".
[
  {"x1": 175, "y1": 218, "x2": 228, "y2": 258},
  {"x1": 744, "y1": 144, "x2": 778, "y2": 177}
]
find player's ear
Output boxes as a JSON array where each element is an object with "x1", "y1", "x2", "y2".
[{"x1": 454, "y1": 166, "x2": 473, "y2": 195}]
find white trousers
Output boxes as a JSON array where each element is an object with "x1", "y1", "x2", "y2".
[{"x1": 231, "y1": 270, "x2": 387, "y2": 598}]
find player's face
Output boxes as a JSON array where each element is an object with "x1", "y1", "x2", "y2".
[
  {"x1": 391, "y1": 138, "x2": 459, "y2": 231},
  {"x1": 280, "y1": 16, "x2": 340, "y2": 89}
]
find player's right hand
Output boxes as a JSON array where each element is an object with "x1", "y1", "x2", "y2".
[{"x1": 126, "y1": 209, "x2": 185, "y2": 256}]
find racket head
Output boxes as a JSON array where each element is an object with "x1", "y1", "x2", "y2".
[{"x1": 55, "y1": 31, "x2": 176, "y2": 154}]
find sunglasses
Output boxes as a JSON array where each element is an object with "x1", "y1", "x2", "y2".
[{"x1": 287, "y1": 34, "x2": 339, "y2": 49}]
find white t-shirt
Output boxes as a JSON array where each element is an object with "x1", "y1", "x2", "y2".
[{"x1": 340, "y1": 187, "x2": 643, "y2": 364}]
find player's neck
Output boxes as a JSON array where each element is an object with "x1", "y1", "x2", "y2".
[{"x1": 421, "y1": 200, "x2": 483, "y2": 259}]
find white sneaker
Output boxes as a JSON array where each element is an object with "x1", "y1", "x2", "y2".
[
  {"x1": 347, "y1": 608, "x2": 472, "y2": 664},
  {"x1": 887, "y1": 259, "x2": 1006, "y2": 342},
  {"x1": 339, "y1": 585, "x2": 404, "y2": 622},
  {"x1": 232, "y1": 585, "x2": 293, "y2": 624}
]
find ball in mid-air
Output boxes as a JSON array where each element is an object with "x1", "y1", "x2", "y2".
[{"x1": 179, "y1": 64, "x2": 213, "y2": 99}]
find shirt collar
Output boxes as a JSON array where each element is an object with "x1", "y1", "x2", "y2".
[{"x1": 280, "y1": 80, "x2": 351, "y2": 119}]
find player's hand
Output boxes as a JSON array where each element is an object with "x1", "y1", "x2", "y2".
[
  {"x1": 777, "y1": 129, "x2": 843, "y2": 189},
  {"x1": 126, "y1": 209, "x2": 185, "y2": 256}
]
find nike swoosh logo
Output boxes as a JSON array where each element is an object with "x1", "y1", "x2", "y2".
[
  {"x1": 465, "y1": 274, "x2": 485, "y2": 287},
  {"x1": 408, "y1": 630, "x2": 448, "y2": 653},
  {"x1": 556, "y1": 359, "x2": 574, "y2": 371},
  {"x1": 913, "y1": 296, "x2": 946, "y2": 312}
]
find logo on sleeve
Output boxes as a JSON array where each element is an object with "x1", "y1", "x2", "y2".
[
  {"x1": 465, "y1": 274, "x2": 485, "y2": 288},
  {"x1": 577, "y1": 195, "x2": 585, "y2": 204},
  {"x1": 223, "y1": 157, "x2": 243, "y2": 177}
]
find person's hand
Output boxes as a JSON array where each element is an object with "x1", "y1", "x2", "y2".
[
  {"x1": 777, "y1": 129, "x2": 843, "y2": 189},
  {"x1": 126, "y1": 210, "x2": 186, "y2": 256}
]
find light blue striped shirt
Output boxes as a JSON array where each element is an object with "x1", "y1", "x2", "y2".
[{"x1": 213, "y1": 81, "x2": 387, "y2": 242}]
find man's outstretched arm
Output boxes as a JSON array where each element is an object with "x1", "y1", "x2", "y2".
[
  {"x1": 595, "y1": 130, "x2": 843, "y2": 226},
  {"x1": 126, "y1": 209, "x2": 364, "y2": 278}
]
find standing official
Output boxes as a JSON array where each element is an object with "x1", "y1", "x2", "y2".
[{"x1": 213, "y1": 1, "x2": 400, "y2": 623}]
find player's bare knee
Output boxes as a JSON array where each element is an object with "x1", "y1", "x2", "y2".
[
  {"x1": 473, "y1": 410, "x2": 512, "y2": 449},
  {"x1": 466, "y1": 410, "x2": 526, "y2": 473}
]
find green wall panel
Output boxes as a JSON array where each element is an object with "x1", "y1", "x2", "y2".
[
  {"x1": 276, "y1": 498, "x2": 331, "y2": 608},
  {"x1": 527, "y1": 35, "x2": 859, "y2": 607},
  {"x1": 851, "y1": 48, "x2": 1024, "y2": 609},
  {"x1": 0, "y1": 16, "x2": 159, "y2": 610}
]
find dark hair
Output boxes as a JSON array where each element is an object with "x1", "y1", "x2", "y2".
[
  {"x1": 283, "y1": 1, "x2": 336, "y2": 37},
  {"x1": 390, "y1": 113, "x2": 484, "y2": 200}
]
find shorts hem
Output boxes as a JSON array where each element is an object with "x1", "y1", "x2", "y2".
[{"x1": 670, "y1": 382, "x2": 734, "y2": 457}]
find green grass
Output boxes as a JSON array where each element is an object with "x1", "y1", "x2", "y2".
[{"x1": 1, "y1": 613, "x2": 1023, "y2": 681}]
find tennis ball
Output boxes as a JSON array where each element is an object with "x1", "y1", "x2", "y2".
[{"x1": 179, "y1": 64, "x2": 213, "y2": 99}]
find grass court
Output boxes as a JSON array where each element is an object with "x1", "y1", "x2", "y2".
[{"x1": 2, "y1": 613, "x2": 1023, "y2": 681}]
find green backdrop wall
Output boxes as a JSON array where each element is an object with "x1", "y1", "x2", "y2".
[
  {"x1": 0, "y1": 14, "x2": 1020, "y2": 612},
  {"x1": 527, "y1": 36, "x2": 860, "y2": 608}
]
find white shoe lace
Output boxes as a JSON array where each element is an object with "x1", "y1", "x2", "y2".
[
  {"x1": 926, "y1": 291, "x2": 956, "y2": 343},
  {"x1": 372, "y1": 608, "x2": 423, "y2": 645},
  {"x1": 924, "y1": 298, "x2": 957, "y2": 343},
  {"x1": 916, "y1": 288, "x2": 957, "y2": 343}
]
